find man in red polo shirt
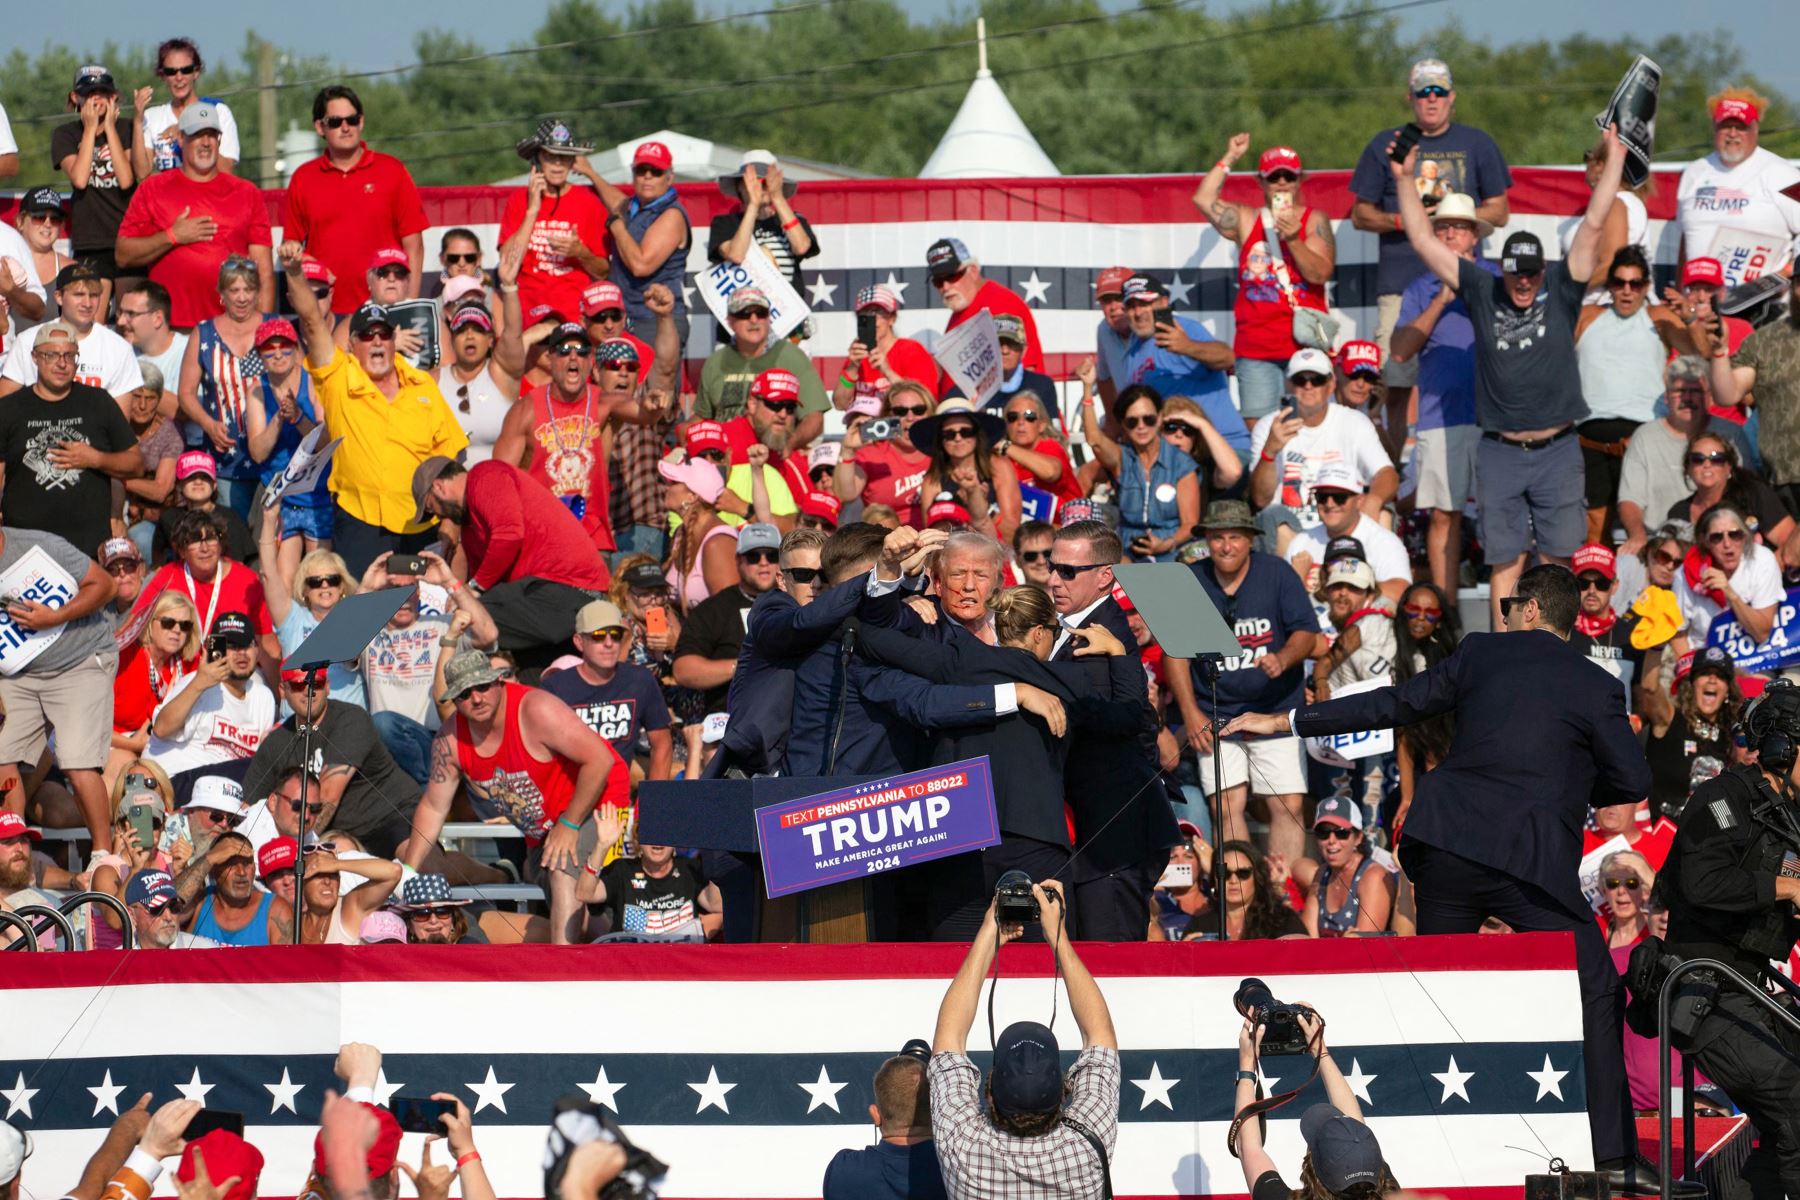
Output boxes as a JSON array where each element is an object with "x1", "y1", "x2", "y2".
[
  {"x1": 115, "y1": 102, "x2": 273, "y2": 328},
  {"x1": 721, "y1": 368, "x2": 814, "y2": 501},
  {"x1": 926, "y1": 236, "x2": 1045, "y2": 375},
  {"x1": 412, "y1": 456, "x2": 610, "y2": 674},
  {"x1": 284, "y1": 86, "x2": 427, "y2": 314}
]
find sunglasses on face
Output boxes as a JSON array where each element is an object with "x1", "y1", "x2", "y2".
[
  {"x1": 1222, "y1": 866, "x2": 1255, "y2": 881},
  {"x1": 1414, "y1": 86, "x2": 1450, "y2": 99},
  {"x1": 1707, "y1": 528, "x2": 1748, "y2": 544},
  {"x1": 1264, "y1": 171, "x2": 1298, "y2": 185},
  {"x1": 284, "y1": 678, "x2": 326, "y2": 693},
  {"x1": 1577, "y1": 575, "x2": 1611, "y2": 592},
  {"x1": 108, "y1": 560, "x2": 142, "y2": 576},
  {"x1": 633, "y1": 165, "x2": 668, "y2": 178},
  {"x1": 740, "y1": 548, "x2": 780, "y2": 565},
  {"x1": 494, "y1": 666, "x2": 516, "y2": 679},
  {"x1": 1314, "y1": 826, "x2": 1357, "y2": 841},
  {"x1": 322, "y1": 114, "x2": 363, "y2": 130},
  {"x1": 443, "y1": 253, "x2": 479, "y2": 266},
  {"x1": 784, "y1": 566, "x2": 822, "y2": 584},
  {"x1": 758, "y1": 399, "x2": 799, "y2": 415},
  {"x1": 1019, "y1": 549, "x2": 1051, "y2": 563},
  {"x1": 1314, "y1": 491, "x2": 1354, "y2": 508},
  {"x1": 731, "y1": 307, "x2": 772, "y2": 323},
  {"x1": 603, "y1": 361, "x2": 641, "y2": 375},
  {"x1": 286, "y1": 800, "x2": 326, "y2": 816},
  {"x1": 940, "y1": 425, "x2": 977, "y2": 442},
  {"x1": 192, "y1": 809, "x2": 241, "y2": 827},
  {"x1": 159, "y1": 63, "x2": 201, "y2": 77},
  {"x1": 311, "y1": 286, "x2": 332, "y2": 302},
  {"x1": 591, "y1": 308, "x2": 625, "y2": 323},
  {"x1": 1499, "y1": 595, "x2": 1532, "y2": 618},
  {"x1": 1049, "y1": 561, "x2": 1104, "y2": 581},
  {"x1": 454, "y1": 680, "x2": 499, "y2": 703},
  {"x1": 1688, "y1": 451, "x2": 1730, "y2": 466},
  {"x1": 157, "y1": 616, "x2": 194, "y2": 633},
  {"x1": 306, "y1": 574, "x2": 343, "y2": 590},
  {"x1": 585, "y1": 626, "x2": 627, "y2": 643},
  {"x1": 933, "y1": 267, "x2": 970, "y2": 288},
  {"x1": 352, "y1": 328, "x2": 393, "y2": 344},
  {"x1": 1122, "y1": 414, "x2": 1159, "y2": 430},
  {"x1": 1652, "y1": 548, "x2": 1682, "y2": 566},
  {"x1": 550, "y1": 343, "x2": 593, "y2": 358},
  {"x1": 1608, "y1": 277, "x2": 1648, "y2": 291},
  {"x1": 1161, "y1": 421, "x2": 1193, "y2": 436},
  {"x1": 1005, "y1": 410, "x2": 1041, "y2": 423},
  {"x1": 373, "y1": 266, "x2": 409, "y2": 282},
  {"x1": 889, "y1": 403, "x2": 930, "y2": 417},
  {"x1": 1291, "y1": 373, "x2": 1331, "y2": 388},
  {"x1": 1604, "y1": 876, "x2": 1642, "y2": 891},
  {"x1": 696, "y1": 450, "x2": 728, "y2": 466},
  {"x1": 1401, "y1": 604, "x2": 1441, "y2": 623}
]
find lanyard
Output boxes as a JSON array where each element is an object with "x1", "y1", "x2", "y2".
[{"x1": 183, "y1": 562, "x2": 226, "y2": 640}]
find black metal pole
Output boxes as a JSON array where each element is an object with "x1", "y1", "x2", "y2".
[
  {"x1": 1198, "y1": 655, "x2": 1228, "y2": 942},
  {"x1": 291, "y1": 672, "x2": 319, "y2": 946}
]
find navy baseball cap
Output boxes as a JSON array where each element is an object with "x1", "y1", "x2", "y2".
[
  {"x1": 989, "y1": 1021, "x2": 1063, "y2": 1117},
  {"x1": 125, "y1": 869, "x2": 177, "y2": 910},
  {"x1": 926, "y1": 237, "x2": 972, "y2": 279},
  {"x1": 1299, "y1": 1104, "x2": 1384, "y2": 1192},
  {"x1": 1322, "y1": 535, "x2": 1367, "y2": 565}
]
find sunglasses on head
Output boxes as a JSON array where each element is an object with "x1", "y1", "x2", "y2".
[
  {"x1": 1019, "y1": 549, "x2": 1051, "y2": 563},
  {"x1": 1122, "y1": 414, "x2": 1159, "y2": 430},
  {"x1": 740, "y1": 548, "x2": 780, "y2": 565},
  {"x1": 157, "y1": 616, "x2": 195, "y2": 633},
  {"x1": 1688, "y1": 451, "x2": 1730, "y2": 466},
  {"x1": 1414, "y1": 86, "x2": 1450, "y2": 98},
  {"x1": 1604, "y1": 876, "x2": 1642, "y2": 891},
  {"x1": 1401, "y1": 604, "x2": 1441, "y2": 623},
  {"x1": 1291, "y1": 372, "x2": 1331, "y2": 388},
  {"x1": 305, "y1": 574, "x2": 343, "y2": 590},
  {"x1": 1049, "y1": 561, "x2": 1104, "y2": 581},
  {"x1": 889, "y1": 403, "x2": 930, "y2": 417},
  {"x1": 1314, "y1": 826, "x2": 1357, "y2": 841},
  {"x1": 444, "y1": 253, "x2": 479, "y2": 266},
  {"x1": 1707, "y1": 528, "x2": 1748, "y2": 544},
  {"x1": 784, "y1": 566, "x2": 822, "y2": 584},
  {"x1": 1005, "y1": 409, "x2": 1041, "y2": 423},
  {"x1": 322, "y1": 113, "x2": 363, "y2": 130},
  {"x1": 159, "y1": 63, "x2": 201, "y2": 77},
  {"x1": 940, "y1": 425, "x2": 977, "y2": 442},
  {"x1": 1577, "y1": 574, "x2": 1610, "y2": 592}
]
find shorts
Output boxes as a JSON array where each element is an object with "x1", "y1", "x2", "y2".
[
  {"x1": 1234, "y1": 358, "x2": 1288, "y2": 422},
  {"x1": 1375, "y1": 295, "x2": 1420, "y2": 389},
  {"x1": 0, "y1": 653, "x2": 115, "y2": 770},
  {"x1": 280, "y1": 498, "x2": 336, "y2": 541},
  {"x1": 1197, "y1": 733, "x2": 1307, "y2": 796},
  {"x1": 1413, "y1": 424, "x2": 1479, "y2": 511},
  {"x1": 1474, "y1": 432, "x2": 1587, "y2": 564}
]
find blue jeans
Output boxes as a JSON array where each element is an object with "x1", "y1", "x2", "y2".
[
  {"x1": 213, "y1": 477, "x2": 257, "y2": 521},
  {"x1": 127, "y1": 520, "x2": 156, "y2": 564},
  {"x1": 372, "y1": 711, "x2": 434, "y2": 785},
  {"x1": 1234, "y1": 357, "x2": 1288, "y2": 422}
]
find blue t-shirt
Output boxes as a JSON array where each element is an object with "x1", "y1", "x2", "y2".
[
  {"x1": 1120, "y1": 318, "x2": 1249, "y2": 456},
  {"x1": 1350, "y1": 123, "x2": 1512, "y2": 295},
  {"x1": 823, "y1": 1140, "x2": 948, "y2": 1200},
  {"x1": 256, "y1": 375, "x2": 332, "y2": 507},
  {"x1": 541, "y1": 662, "x2": 671, "y2": 763},
  {"x1": 1188, "y1": 551, "x2": 1321, "y2": 720},
  {"x1": 1395, "y1": 259, "x2": 1499, "y2": 431}
]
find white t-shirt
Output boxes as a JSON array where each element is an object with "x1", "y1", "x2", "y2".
[
  {"x1": 1248, "y1": 404, "x2": 1392, "y2": 526},
  {"x1": 140, "y1": 100, "x2": 242, "y2": 172},
  {"x1": 137, "y1": 331, "x2": 189, "y2": 397},
  {"x1": 1675, "y1": 541, "x2": 1785, "y2": 646},
  {"x1": 1, "y1": 323, "x2": 144, "y2": 397},
  {"x1": 1677, "y1": 148, "x2": 1800, "y2": 283},
  {"x1": 145, "y1": 672, "x2": 277, "y2": 776},
  {"x1": 1328, "y1": 608, "x2": 1399, "y2": 694},
  {"x1": 0, "y1": 102, "x2": 16, "y2": 156},
  {"x1": 1287, "y1": 513, "x2": 1413, "y2": 591},
  {"x1": 0, "y1": 221, "x2": 49, "y2": 348}
]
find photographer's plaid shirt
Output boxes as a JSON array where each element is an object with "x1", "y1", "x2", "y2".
[{"x1": 927, "y1": 1046, "x2": 1120, "y2": 1199}]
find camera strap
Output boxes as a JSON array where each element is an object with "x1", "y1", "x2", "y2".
[
  {"x1": 1060, "y1": 1114, "x2": 1113, "y2": 1200},
  {"x1": 1226, "y1": 1025, "x2": 1326, "y2": 1158}
]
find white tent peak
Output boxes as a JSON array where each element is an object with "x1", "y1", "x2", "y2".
[{"x1": 919, "y1": 17, "x2": 1060, "y2": 180}]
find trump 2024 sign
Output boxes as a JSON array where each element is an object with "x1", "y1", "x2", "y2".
[{"x1": 754, "y1": 757, "x2": 1000, "y2": 898}]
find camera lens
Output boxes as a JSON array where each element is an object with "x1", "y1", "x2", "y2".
[{"x1": 1234, "y1": 977, "x2": 1275, "y2": 1019}]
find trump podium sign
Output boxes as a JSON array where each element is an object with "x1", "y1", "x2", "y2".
[{"x1": 754, "y1": 757, "x2": 1000, "y2": 898}]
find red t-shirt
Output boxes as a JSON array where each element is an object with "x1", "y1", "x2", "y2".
[
  {"x1": 283, "y1": 147, "x2": 429, "y2": 313},
  {"x1": 720, "y1": 415, "x2": 812, "y2": 500},
  {"x1": 1020, "y1": 436, "x2": 1083, "y2": 506},
  {"x1": 851, "y1": 438, "x2": 931, "y2": 528},
  {"x1": 116, "y1": 171, "x2": 272, "y2": 328},
  {"x1": 851, "y1": 337, "x2": 943, "y2": 405},
  {"x1": 499, "y1": 187, "x2": 612, "y2": 325},
  {"x1": 135, "y1": 559, "x2": 274, "y2": 638},
  {"x1": 944, "y1": 280, "x2": 1045, "y2": 374},
  {"x1": 1582, "y1": 818, "x2": 1676, "y2": 872},
  {"x1": 113, "y1": 643, "x2": 195, "y2": 736},
  {"x1": 462, "y1": 459, "x2": 611, "y2": 592}
]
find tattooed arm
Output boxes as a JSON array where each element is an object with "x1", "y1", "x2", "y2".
[{"x1": 403, "y1": 728, "x2": 462, "y2": 869}]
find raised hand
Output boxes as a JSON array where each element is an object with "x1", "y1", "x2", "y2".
[{"x1": 1223, "y1": 131, "x2": 1251, "y2": 164}]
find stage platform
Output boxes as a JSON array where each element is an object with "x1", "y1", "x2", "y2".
[{"x1": 6, "y1": 935, "x2": 1599, "y2": 1199}]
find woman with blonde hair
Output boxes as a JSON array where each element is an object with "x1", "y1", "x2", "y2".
[
  {"x1": 87, "y1": 761, "x2": 181, "y2": 948},
  {"x1": 1158, "y1": 394, "x2": 1245, "y2": 492},
  {"x1": 108, "y1": 590, "x2": 201, "y2": 790},
  {"x1": 258, "y1": 503, "x2": 364, "y2": 705}
]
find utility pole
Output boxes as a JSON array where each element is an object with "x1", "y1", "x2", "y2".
[{"x1": 257, "y1": 37, "x2": 277, "y2": 188}]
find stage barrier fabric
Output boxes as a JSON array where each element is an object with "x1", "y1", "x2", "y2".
[{"x1": 3, "y1": 934, "x2": 1591, "y2": 1199}]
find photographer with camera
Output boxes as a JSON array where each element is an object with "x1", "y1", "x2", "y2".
[
  {"x1": 1233, "y1": 996, "x2": 1398, "y2": 1200},
  {"x1": 1653, "y1": 678, "x2": 1800, "y2": 1197},
  {"x1": 824, "y1": 1039, "x2": 948, "y2": 1200},
  {"x1": 928, "y1": 877, "x2": 1119, "y2": 1199}
]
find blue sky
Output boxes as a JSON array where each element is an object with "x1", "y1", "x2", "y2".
[{"x1": 10, "y1": 0, "x2": 1797, "y2": 99}]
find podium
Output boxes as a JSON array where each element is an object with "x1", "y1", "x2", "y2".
[{"x1": 638, "y1": 776, "x2": 881, "y2": 944}]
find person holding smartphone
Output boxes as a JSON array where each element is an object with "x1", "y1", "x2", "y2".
[
  {"x1": 499, "y1": 120, "x2": 610, "y2": 324},
  {"x1": 833, "y1": 284, "x2": 942, "y2": 411}
]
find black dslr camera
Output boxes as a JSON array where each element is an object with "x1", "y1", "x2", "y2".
[
  {"x1": 1233, "y1": 977, "x2": 1318, "y2": 1057},
  {"x1": 994, "y1": 869, "x2": 1043, "y2": 926},
  {"x1": 543, "y1": 1095, "x2": 667, "y2": 1200}
]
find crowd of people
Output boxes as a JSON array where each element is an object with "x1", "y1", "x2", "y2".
[{"x1": 0, "y1": 43, "x2": 1795, "y2": 996}]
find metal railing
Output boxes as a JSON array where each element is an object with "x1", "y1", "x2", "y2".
[
  {"x1": 62, "y1": 891, "x2": 134, "y2": 951},
  {"x1": 9, "y1": 905, "x2": 75, "y2": 951},
  {"x1": 1657, "y1": 957, "x2": 1800, "y2": 1200},
  {"x1": 0, "y1": 910, "x2": 41, "y2": 950}
]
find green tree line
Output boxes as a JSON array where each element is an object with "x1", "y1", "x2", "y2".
[{"x1": 0, "y1": 0, "x2": 1791, "y2": 190}]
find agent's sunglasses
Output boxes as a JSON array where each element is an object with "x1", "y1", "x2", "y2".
[
  {"x1": 784, "y1": 566, "x2": 822, "y2": 584},
  {"x1": 322, "y1": 114, "x2": 363, "y2": 130},
  {"x1": 1049, "y1": 562, "x2": 1104, "y2": 581}
]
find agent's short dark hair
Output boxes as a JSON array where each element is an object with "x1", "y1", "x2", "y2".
[
  {"x1": 821, "y1": 522, "x2": 888, "y2": 585},
  {"x1": 1514, "y1": 563, "x2": 1579, "y2": 634},
  {"x1": 872, "y1": 1055, "x2": 930, "y2": 1136},
  {"x1": 157, "y1": 37, "x2": 204, "y2": 73},
  {"x1": 120, "y1": 279, "x2": 172, "y2": 322},
  {"x1": 1056, "y1": 520, "x2": 1123, "y2": 565},
  {"x1": 313, "y1": 85, "x2": 364, "y2": 122}
]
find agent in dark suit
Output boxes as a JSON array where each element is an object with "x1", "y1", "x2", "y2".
[
  {"x1": 1223, "y1": 565, "x2": 1662, "y2": 1193},
  {"x1": 1049, "y1": 519, "x2": 1178, "y2": 939},
  {"x1": 857, "y1": 584, "x2": 1151, "y2": 938}
]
